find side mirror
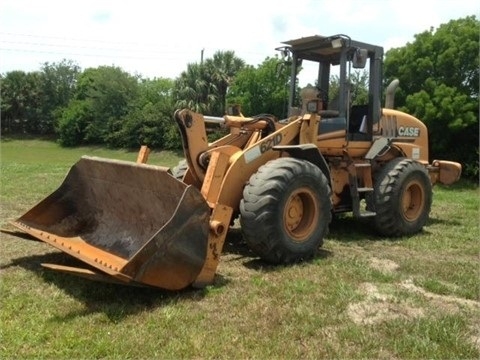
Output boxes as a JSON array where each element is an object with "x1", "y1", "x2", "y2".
[
  {"x1": 275, "y1": 46, "x2": 291, "y2": 60},
  {"x1": 353, "y1": 48, "x2": 368, "y2": 69}
]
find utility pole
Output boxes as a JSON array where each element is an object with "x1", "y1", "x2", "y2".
[{"x1": 201, "y1": 48, "x2": 204, "y2": 65}]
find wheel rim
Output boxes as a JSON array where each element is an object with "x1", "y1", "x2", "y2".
[
  {"x1": 284, "y1": 187, "x2": 319, "y2": 242},
  {"x1": 401, "y1": 179, "x2": 425, "y2": 221}
]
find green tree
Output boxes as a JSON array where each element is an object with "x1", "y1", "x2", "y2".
[
  {"x1": 0, "y1": 70, "x2": 43, "y2": 134},
  {"x1": 173, "y1": 62, "x2": 217, "y2": 114},
  {"x1": 57, "y1": 66, "x2": 139, "y2": 146},
  {"x1": 384, "y1": 15, "x2": 479, "y2": 178},
  {"x1": 56, "y1": 99, "x2": 92, "y2": 146},
  {"x1": 328, "y1": 69, "x2": 370, "y2": 107},
  {"x1": 109, "y1": 77, "x2": 179, "y2": 149},
  {"x1": 203, "y1": 51, "x2": 245, "y2": 115},
  {"x1": 39, "y1": 59, "x2": 80, "y2": 134},
  {"x1": 173, "y1": 50, "x2": 245, "y2": 116},
  {"x1": 226, "y1": 56, "x2": 292, "y2": 118}
]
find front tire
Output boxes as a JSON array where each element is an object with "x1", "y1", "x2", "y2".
[
  {"x1": 240, "y1": 158, "x2": 332, "y2": 264},
  {"x1": 371, "y1": 158, "x2": 432, "y2": 236}
]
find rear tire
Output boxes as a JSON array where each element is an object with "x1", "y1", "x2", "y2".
[
  {"x1": 370, "y1": 158, "x2": 432, "y2": 236},
  {"x1": 240, "y1": 158, "x2": 332, "y2": 264}
]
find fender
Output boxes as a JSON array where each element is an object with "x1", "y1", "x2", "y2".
[{"x1": 273, "y1": 144, "x2": 331, "y2": 185}]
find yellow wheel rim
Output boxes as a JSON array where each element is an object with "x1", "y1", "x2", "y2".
[
  {"x1": 284, "y1": 187, "x2": 319, "y2": 242},
  {"x1": 402, "y1": 179, "x2": 425, "y2": 221}
]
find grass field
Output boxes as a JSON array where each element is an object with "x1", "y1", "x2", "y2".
[{"x1": 1, "y1": 138, "x2": 479, "y2": 359}]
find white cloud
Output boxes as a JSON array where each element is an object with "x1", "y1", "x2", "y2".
[{"x1": 0, "y1": 0, "x2": 477, "y2": 81}]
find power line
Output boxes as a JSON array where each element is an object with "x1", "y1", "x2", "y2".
[
  {"x1": 0, "y1": 32, "x2": 269, "y2": 58},
  {"x1": 0, "y1": 46, "x2": 185, "y2": 61},
  {"x1": 0, "y1": 39, "x2": 193, "y2": 57},
  {"x1": 0, "y1": 32, "x2": 173, "y2": 48}
]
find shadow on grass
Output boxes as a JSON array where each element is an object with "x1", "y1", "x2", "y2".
[
  {"x1": 426, "y1": 216, "x2": 462, "y2": 227},
  {"x1": 326, "y1": 213, "x2": 458, "y2": 242},
  {"x1": 240, "y1": 248, "x2": 334, "y2": 274},
  {"x1": 222, "y1": 227, "x2": 334, "y2": 273},
  {"x1": 2, "y1": 251, "x2": 226, "y2": 322},
  {"x1": 3, "y1": 225, "x2": 333, "y2": 321},
  {"x1": 326, "y1": 214, "x2": 379, "y2": 242}
]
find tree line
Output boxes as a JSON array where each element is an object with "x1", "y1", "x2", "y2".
[{"x1": 1, "y1": 16, "x2": 478, "y2": 178}]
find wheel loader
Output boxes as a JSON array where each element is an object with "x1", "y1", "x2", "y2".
[{"x1": 2, "y1": 34, "x2": 462, "y2": 291}]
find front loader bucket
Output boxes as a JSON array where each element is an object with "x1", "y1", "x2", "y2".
[{"x1": 7, "y1": 156, "x2": 210, "y2": 291}]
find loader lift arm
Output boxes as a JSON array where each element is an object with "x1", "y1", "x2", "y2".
[{"x1": 174, "y1": 109, "x2": 323, "y2": 287}]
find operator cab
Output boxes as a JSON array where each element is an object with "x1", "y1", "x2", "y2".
[{"x1": 278, "y1": 34, "x2": 384, "y2": 141}]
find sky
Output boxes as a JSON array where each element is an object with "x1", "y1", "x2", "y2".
[{"x1": 0, "y1": 0, "x2": 478, "y2": 86}]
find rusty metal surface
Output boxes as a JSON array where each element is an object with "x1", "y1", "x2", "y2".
[
  {"x1": 122, "y1": 185, "x2": 211, "y2": 290},
  {"x1": 8, "y1": 156, "x2": 210, "y2": 290},
  {"x1": 41, "y1": 263, "x2": 136, "y2": 286}
]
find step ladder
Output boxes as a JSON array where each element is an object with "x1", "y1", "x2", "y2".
[{"x1": 348, "y1": 162, "x2": 376, "y2": 218}]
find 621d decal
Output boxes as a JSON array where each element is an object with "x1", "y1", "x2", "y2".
[{"x1": 244, "y1": 133, "x2": 283, "y2": 164}]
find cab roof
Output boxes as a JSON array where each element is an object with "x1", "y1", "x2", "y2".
[{"x1": 282, "y1": 34, "x2": 383, "y2": 63}]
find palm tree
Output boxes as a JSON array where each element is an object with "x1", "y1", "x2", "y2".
[
  {"x1": 174, "y1": 51, "x2": 245, "y2": 116},
  {"x1": 174, "y1": 63, "x2": 217, "y2": 114},
  {"x1": 204, "y1": 51, "x2": 245, "y2": 115}
]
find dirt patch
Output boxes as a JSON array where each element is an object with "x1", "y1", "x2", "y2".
[
  {"x1": 470, "y1": 324, "x2": 480, "y2": 352},
  {"x1": 348, "y1": 279, "x2": 480, "y2": 334},
  {"x1": 347, "y1": 282, "x2": 424, "y2": 325},
  {"x1": 368, "y1": 257, "x2": 400, "y2": 274},
  {"x1": 400, "y1": 279, "x2": 480, "y2": 312}
]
